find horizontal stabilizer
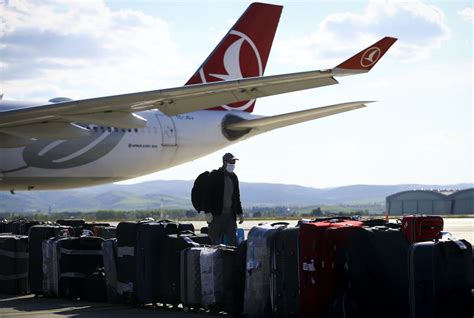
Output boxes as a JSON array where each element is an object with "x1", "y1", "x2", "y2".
[{"x1": 225, "y1": 101, "x2": 371, "y2": 133}]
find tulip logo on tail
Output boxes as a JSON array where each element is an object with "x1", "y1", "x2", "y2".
[
  {"x1": 199, "y1": 30, "x2": 262, "y2": 111},
  {"x1": 360, "y1": 47, "x2": 381, "y2": 68}
]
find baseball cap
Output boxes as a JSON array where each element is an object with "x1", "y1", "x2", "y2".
[{"x1": 222, "y1": 153, "x2": 239, "y2": 161}]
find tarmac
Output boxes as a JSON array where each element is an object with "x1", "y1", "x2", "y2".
[{"x1": 0, "y1": 217, "x2": 472, "y2": 318}]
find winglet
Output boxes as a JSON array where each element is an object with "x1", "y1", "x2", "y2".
[{"x1": 334, "y1": 37, "x2": 397, "y2": 73}]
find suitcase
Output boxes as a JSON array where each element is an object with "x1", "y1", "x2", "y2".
[
  {"x1": 271, "y1": 227, "x2": 300, "y2": 317},
  {"x1": 180, "y1": 246, "x2": 205, "y2": 311},
  {"x1": 200, "y1": 245, "x2": 236, "y2": 313},
  {"x1": 299, "y1": 219, "x2": 363, "y2": 317},
  {"x1": 135, "y1": 221, "x2": 171, "y2": 305},
  {"x1": 233, "y1": 240, "x2": 247, "y2": 317},
  {"x1": 57, "y1": 236, "x2": 106, "y2": 301},
  {"x1": 0, "y1": 219, "x2": 7, "y2": 233},
  {"x1": 155, "y1": 232, "x2": 211, "y2": 306},
  {"x1": 93, "y1": 226, "x2": 117, "y2": 239},
  {"x1": 409, "y1": 239, "x2": 473, "y2": 318},
  {"x1": 28, "y1": 225, "x2": 74, "y2": 295},
  {"x1": 42, "y1": 237, "x2": 65, "y2": 297},
  {"x1": 102, "y1": 238, "x2": 121, "y2": 303},
  {"x1": 116, "y1": 221, "x2": 140, "y2": 302},
  {"x1": 84, "y1": 222, "x2": 111, "y2": 231},
  {"x1": 243, "y1": 222, "x2": 289, "y2": 317},
  {"x1": 345, "y1": 226, "x2": 411, "y2": 318},
  {"x1": 56, "y1": 219, "x2": 85, "y2": 228},
  {"x1": 402, "y1": 215, "x2": 443, "y2": 243},
  {"x1": 0, "y1": 235, "x2": 29, "y2": 294}
]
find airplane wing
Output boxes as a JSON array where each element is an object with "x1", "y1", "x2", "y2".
[
  {"x1": 0, "y1": 37, "x2": 396, "y2": 136},
  {"x1": 224, "y1": 101, "x2": 371, "y2": 134}
]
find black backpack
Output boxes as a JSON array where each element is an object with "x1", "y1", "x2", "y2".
[{"x1": 191, "y1": 171, "x2": 210, "y2": 212}]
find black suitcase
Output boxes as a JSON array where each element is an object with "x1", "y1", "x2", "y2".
[
  {"x1": 58, "y1": 236, "x2": 105, "y2": 301},
  {"x1": 271, "y1": 227, "x2": 300, "y2": 317},
  {"x1": 0, "y1": 219, "x2": 8, "y2": 233},
  {"x1": 0, "y1": 235, "x2": 29, "y2": 294},
  {"x1": 5, "y1": 218, "x2": 40, "y2": 235},
  {"x1": 84, "y1": 222, "x2": 111, "y2": 231},
  {"x1": 156, "y1": 232, "x2": 211, "y2": 305},
  {"x1": 93, "y1": 226, "x2": 117, "y2": 239},
  {"x1": 116, "y1": 221, "x2": 140, "y2": 303},
  {"x1": 409, "y1": 239, "x2": 473, "y2": 318},
  {"x1": 135, "y1": 221, "x2": 171, "y2": 306},
  {"x1": 28, "y1": 225, "x2": 74, "y2": 295},
  {"x1": 200, "y1": 245, "x2": 236, "y2": 314},
  {"x1": 344, "y1": 226, "x2": 410, "y2": 318}
]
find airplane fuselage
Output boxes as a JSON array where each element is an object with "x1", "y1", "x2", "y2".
[{"x1": 0, "y1": 100, "x2": 256, "y2": 191}]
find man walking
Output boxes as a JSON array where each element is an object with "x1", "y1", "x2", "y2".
[{"x1": 205, "y1": 153, "x2": 244, "y2": 246}]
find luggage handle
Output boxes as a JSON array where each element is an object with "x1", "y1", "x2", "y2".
[
  {"x1": 270, "y1": 222, "x2": 290, "y2": 227},
  {"x1": 178, "y1": 230, "x2": 195, "y2": 237},
  {"x1": 157, "y1": 219, "x2": 175, "y2": 224}
]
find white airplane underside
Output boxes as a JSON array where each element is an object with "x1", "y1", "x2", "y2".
[{"x1": 0, "y1": 2, "x2": 397, "y2": 192}]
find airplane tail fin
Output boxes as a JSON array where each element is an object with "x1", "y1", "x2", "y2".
[
  {"x1": 185, "y1": 2, "x2": 283, "y2": 113},
  {"x1": 334, "y1": 37, "x2": 397, "y2": 73}
]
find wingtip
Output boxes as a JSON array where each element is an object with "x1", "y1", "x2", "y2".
[{"x1": 335, "y1": 37, "x2": 397, "y2": 72}]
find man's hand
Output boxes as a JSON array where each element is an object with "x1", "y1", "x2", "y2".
[
  {"x1": 238, "y1": 214, "x2": 245, "y2": 224},
  {"x1": 205, "y1": 213, "x2": 213, "y2": 224}
]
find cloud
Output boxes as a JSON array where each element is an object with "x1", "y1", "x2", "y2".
[
  {"x1": 276, "y1": 0, "x2": 451, "y2": 66},
  {"x1": 0, "y1": 0, "x2": 192, "y2": 100},
  {"x1": 458, "y1": 7, "x2": 474, "y2": 22}
]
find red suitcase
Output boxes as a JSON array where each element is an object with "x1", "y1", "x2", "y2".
[
  {"x1": 299, "y1": 219, "x2": 363, "y2": 318},
  {"x1": 401, "y1": 215, "x2": 443, "y2": 243}
]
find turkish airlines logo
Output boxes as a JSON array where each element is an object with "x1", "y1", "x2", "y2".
[
  {"x1": 199, "y1": 30, "x2": 262, "y2": 111},
  {"x1": 360, "y1": 47, "x2": 381, "y2": 68}
]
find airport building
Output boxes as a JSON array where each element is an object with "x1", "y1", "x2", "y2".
[{"x1": 386, "y1": 188, "x2": 474, "y2": 216}]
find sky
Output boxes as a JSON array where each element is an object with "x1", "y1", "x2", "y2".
[{"x1": 0, "y1": 0, "x2": 472, "y2": 188}]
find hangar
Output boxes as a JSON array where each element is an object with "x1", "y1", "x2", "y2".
[{"x1": 386, "y1": 188, "x2": 474, "y2": 216}]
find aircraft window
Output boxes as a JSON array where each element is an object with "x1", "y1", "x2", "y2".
[
  {"x1": 134, "y1": 128, "x2": 138, "y2": 133},
  {"x1": 107, "y1": 127, "x2": 111, "y2": 132},
  {"x1": 121, "y1": 128, "x2": 126, "y2": 132},
  {"x1": 86, "y1": 126, "x2": 90, "y2": 130},
  {"x1": 93, "y1": 127, "x2": 98, "y2": 132},
  {"x1": 114, "y1": 128, "x2": 119, "y2": 132},
  {"x1": 100, "y1": 127, "x2": 105, "y2": 132},
  {"x1": 128, "y1": 129, "x2": 132, "y2": 133}
]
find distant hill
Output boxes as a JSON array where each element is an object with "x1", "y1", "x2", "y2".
[{"x1": 1, "y1": 180, "x2": 472, "y2": 214}]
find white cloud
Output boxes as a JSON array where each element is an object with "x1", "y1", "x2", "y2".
[
  {"x1": 0, "y1": 0, "x2": 192, "y2": 100},
  {"x1": 275, "y1": 0, "x2": 451, "y2": 66},
  {"x1": 458, "y1": 7, "x2": 474, "y2": 22}
]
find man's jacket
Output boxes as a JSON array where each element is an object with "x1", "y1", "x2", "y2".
[{"x1": 206, "y1": 167, "x2": 243, "y2": 216}]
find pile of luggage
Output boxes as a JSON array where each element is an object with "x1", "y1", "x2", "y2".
[{"x1": 0, "y1": 215, "x2": 473, "y2": 318}]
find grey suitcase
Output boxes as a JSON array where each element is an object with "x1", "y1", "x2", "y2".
[
  {"x1": 243, "y1": 222, "x2": 288, "y2": 317},
  {"x1": 200, "y1": 245, "x2": 236, "y2": 313},
  {"x1": 42, "y1": 237, "x2": 65, "y2": 297},
  {"x1": 180, "y1": 246, "x2": 204, "y2": 311},
  {"x1": 102, "y1": 238, "x2": 121, "y2": 303}
]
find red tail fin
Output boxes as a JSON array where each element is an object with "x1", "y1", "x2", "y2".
[
  {"x1": 185, "y1": 2, "x2": 283, "y2": 113},
  {"x1": 335, "y1": 37, "x2": 397, "y2": 72}
]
